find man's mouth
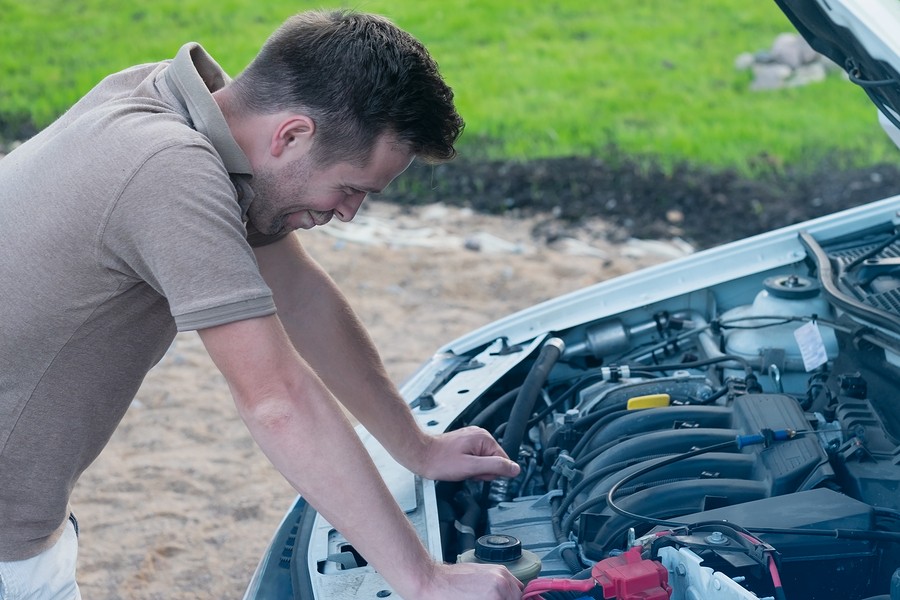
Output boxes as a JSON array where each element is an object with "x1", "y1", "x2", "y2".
[
  {"x1": 286, "y1": 210, "x2": 334, "y2": 230},
  {"x1": 311, "y1": 211, "x2": 334, "y2": 226}
]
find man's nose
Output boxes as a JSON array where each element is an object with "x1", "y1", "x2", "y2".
[{"x1": 334, "y1": 192, "x2": 366, "y2": 222}]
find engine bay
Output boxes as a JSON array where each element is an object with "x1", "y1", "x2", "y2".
[{"x1": 436, "y1": 225, "x2": 900, "y2": 600}]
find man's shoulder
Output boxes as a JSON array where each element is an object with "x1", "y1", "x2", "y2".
[
  {"x1": 65, "y1": 59, "x2": 213, "y2": 149},
  {"x1": 63, "y1": 61, "x2": 172, "y2": 126}
]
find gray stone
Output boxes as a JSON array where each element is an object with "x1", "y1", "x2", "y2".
[
  {"x1": 740, "y1": 32, "x2": 836, "y2": 91},
  {"x1": 734, "y1": 52, "x2": 755, "y2": 71},
  {"x1": 772, "y1": 32, "x2": 816, "y2": 68},
  {"x1": 750, "y1": 63, "x2": 793, "y2": 91},
  {"x1": 787, "y1": 62, "x2": 827, "y2": 87}
]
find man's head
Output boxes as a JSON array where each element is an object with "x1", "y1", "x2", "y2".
[
  {"x1": 229, "y1": 9, "x2": 464, "y2": 169},
  {"x1": 245, "y1": 131, "x2": 416, "y2": 234}
]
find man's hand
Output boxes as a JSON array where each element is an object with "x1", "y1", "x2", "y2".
[
  {"x1": 416, "y1": 561, "x2": 524, "y2": 599},
  {"x1": 417, "y1": 426, "x2": 521, "y2": 482}
]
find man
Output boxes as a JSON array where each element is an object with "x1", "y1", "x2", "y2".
[{"x1": 0, "y1": 10, "x2": 524, "y2": 599}]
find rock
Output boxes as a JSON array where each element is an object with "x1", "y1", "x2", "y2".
[
  {"x1": 665, "y1": 208, "x2": 685, "y2": 224},
  {"x1": 771, "y1": 32, "x2": 816, "y2": 69},
  {"x1": 419, "y1": 203, "x2": 451, "y2": 221},
  {"x1": 741, "y1": 32, "x2": 834, "y2": 91},
  {"x1": 751, "y1": 63, "x2": 793, "y2": 91},
  {"x1": 462, "y1": 231, "x2": 529, "y2": 255},
  {"x1": 734, "y1": 52, "x2": 755, "y2": 71},
  {"x1": 787, "y1": 62, "x2": 827, "y2": 87},
  {"x1": 548, "y1": 237, "x2": 610, "y2": 259},
  {"x1": 622, "y1": 238, "x2": 694, "y2": 260}
]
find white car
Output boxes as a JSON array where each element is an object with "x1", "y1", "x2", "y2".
[{"x1": 245, "y1": 2, "x2": 900, "y2": 598}]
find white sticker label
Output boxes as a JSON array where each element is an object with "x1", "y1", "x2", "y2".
[{"x1": 794, "y1": 321, "x2": 828, "y2": 371}]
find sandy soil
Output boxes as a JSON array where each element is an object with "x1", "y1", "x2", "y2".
[{"x1": 68, "y1": 200, "x2": 685, "y2": 599}]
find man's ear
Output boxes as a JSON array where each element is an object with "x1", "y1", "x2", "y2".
[{"x1": 269, "y1": 115, "x2": 315, "y2": 158}]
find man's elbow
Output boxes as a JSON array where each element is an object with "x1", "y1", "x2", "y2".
[{"x1": 232, "y1": 383, "x2": 301, "y2": 433}]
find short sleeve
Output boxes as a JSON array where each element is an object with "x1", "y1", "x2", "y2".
[{"x1": 99, "y1": 142, "x2": 276, "y2": 331}]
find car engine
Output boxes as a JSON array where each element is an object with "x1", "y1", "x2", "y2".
[{"x1": 435, "y1": 225, "x2": 900, "y2": 600}]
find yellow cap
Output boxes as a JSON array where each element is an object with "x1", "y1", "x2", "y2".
[{"x1": 626, "y1": 394, "x2": 671, "y2": 410}]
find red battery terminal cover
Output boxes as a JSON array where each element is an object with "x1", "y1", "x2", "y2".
[{"x1": 591, "y1": 546, "x2": 671, "y2": 600}]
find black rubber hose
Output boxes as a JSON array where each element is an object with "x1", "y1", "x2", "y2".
[
  {"x1": 468, "y1": 386, "x2": 520, "y2": 429},
  {"x1": 526, "y1": 373, "x2": 608, "y2": 427},
  {"x1": 453, "y1": 489, "x2": 481, "y2": 553},
  {"x1": 437, "y1": 498, "x2": 456, "y2": 560},
  {"x1": 500, "y1": 338, "x2": 565, "y2": 461},
  {"x1": 549, "y1": 495, "x2": 586, "y2": 573}
]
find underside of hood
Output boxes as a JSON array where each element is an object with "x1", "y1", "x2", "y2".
[{"x1": 776, "y1": 0, "x2": 900, "y2": 126}]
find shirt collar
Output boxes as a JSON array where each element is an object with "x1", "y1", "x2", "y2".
[{"x1": 162, "y1": 43, "x2": 252, "y2": 177}]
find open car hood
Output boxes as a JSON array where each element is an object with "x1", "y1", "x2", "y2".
[{"x1": 776, "y1": 0, "x2": 900, "y2": 127}]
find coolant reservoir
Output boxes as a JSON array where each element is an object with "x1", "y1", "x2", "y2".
[
  {"x1": 457, "y1": 534, "x2": 542, "y2": 584},
  {"x1": 721, "y1": 274, "x2": 838, "y2": 371}
]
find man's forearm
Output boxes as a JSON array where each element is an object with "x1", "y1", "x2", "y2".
[
  {"x1": 236, "y1": 367, "x2": 436, "y2": 597},
  {"x1": 199, "y1": 316, "x2": 437, "y2": 597},
  {"x1": 253, "y1": 234, "x2": 431, "y2": 471}
]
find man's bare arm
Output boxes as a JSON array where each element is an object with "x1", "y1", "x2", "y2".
[
  {"x1": 252, "y1": 233, "x2": 519, "y2": 481},
  {"x1": 198, "y1": 315, "x2": 522, "y2": 599}
]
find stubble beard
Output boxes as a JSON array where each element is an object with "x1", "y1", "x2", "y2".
[{"x1": 247, "y1": 157, "x2": 312, "y2": 235}]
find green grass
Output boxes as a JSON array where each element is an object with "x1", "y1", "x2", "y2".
[{"x1": 0, "y1": 0, "x2": 895, "y2": 173}]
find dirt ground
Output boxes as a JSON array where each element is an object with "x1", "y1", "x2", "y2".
[
  {"x1": 390, "y1": 154, "x2": 900, "y2": 249},
  {"x1": 32, "y1": 153, "x2": 900, "y2": 597}
]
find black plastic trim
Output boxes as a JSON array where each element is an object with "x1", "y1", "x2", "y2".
[{"x1": 799, "y1": 230, "x2": 900, "y2": 332}]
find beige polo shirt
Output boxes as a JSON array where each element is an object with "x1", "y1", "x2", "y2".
[{"x1": 0, "y1": 43, "x2": 277, "y2": 559}]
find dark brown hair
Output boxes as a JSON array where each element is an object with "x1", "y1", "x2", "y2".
[{"x1": 230, "y1": 9, "x2": 464, "y2": 165}]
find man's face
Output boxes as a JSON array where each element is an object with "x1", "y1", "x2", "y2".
[{"x1": 247, "y1": 134, "x2": 415, "y2": 235}]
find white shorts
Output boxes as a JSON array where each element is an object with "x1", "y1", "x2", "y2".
[{"x1": 0, "y1": 517, "x2": 81, "y2": 600}]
